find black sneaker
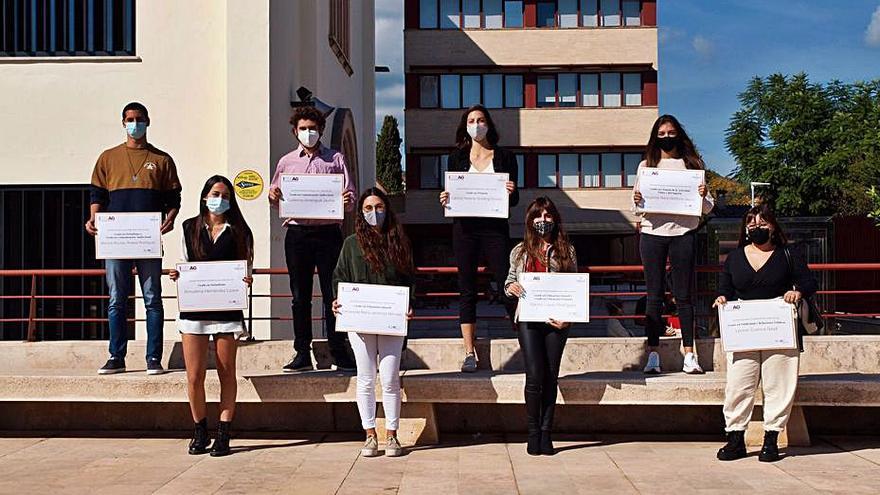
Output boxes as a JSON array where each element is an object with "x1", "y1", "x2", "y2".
[
  {"x1": 331, "y1": 353, "x2": 357, "y2": 372},
  {"x1": 758, "y1": 431, "x2": 781, "y2": 462},
  {"x1": 146, "y1": 358, "x2": 166, "y2": 375},
  {"x1": 282, "y1": 352, "x2": 313, "y2": 372},
  {"x1": 717, "y1": 430, "x2": 747, "y2": 461},
  {"x1": 98, "y1": 357, "x2": 126, "y2": 375}
]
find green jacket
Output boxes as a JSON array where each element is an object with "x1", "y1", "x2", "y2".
[{"x1": 332, "y1": 234, "x2": 416, "y2": 301}]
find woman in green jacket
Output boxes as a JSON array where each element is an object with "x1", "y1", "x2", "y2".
[{"x1": 332, "y1": 187, "x2": 415, "y2": 458}]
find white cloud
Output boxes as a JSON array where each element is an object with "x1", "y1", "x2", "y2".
[
  {"x1": 659, "y1": 26, "x2": 686, "y2": 44},
  {"x1": 691, "y1": 35, "x2": 714, "y2": 59},
  {"x1": 866, "y1": 5, "x2": 880, "y2": 47}
]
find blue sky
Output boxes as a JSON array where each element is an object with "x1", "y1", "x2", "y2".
[{"x1": 375, "y1": 1, "x2": 880, "y2": 176}]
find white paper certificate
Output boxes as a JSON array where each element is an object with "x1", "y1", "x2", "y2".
[
  {"x1": 176, "y1": 261, "x2": 248, "y2": 312},
  {"x1": 718, "y1": 298, "x2": 798, "y2": 353},
  {"x1": 279, "y1": 174, "x2": 344, "y2": 220},
  {"x1": 516, "y1": 273, "x2": 590, "y2": 323},
  {"x1": 638, "y1": 168, "x2": 705, "y2": 216},
  {"x1": 336, "y1": 283, "x2": 409, "y2": 336},
  {"x1": 444, "y1": 172, "x2": 509, "y2": 219},
  {"x1": 95, "y1": 212, "x2": 162, "y2": 259}
]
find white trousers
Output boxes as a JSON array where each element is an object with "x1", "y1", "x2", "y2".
[
  {"x1": 349, "y1": 332, "x2": 404, "y2": 431},
  {"x1": 723, "y1": 349, "x2": 800, "y2": 432}
]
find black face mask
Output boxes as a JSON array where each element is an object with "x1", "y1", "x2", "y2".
[
  {"x1": 657, "y1": 136, "x2": 680, "y2": 153},
  {"x1": 747, "y1": 227, "x2": 772, "y2": 245},
  {"x1": 533, "y1": 221, "x2": 556, "y2": 236}
]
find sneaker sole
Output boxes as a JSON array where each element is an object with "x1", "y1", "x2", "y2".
[
  {"x1": 360, "y1": 449, "x2": 380, "y2": 457},
  {"x1": 282, "y1": 367, "x2": 313, "y2": 373},
  {"x1": 146, "y1": 369, "x2": 166, "y2": 375},
  {"x1": 385, "y1": 449, "x2": 404, "y2": 457},
  {"x1": 682, "y1": 367, "x2": 705, "y2": 374},
  {"x1": 330, "y1": 365, "x2": 357, "y2": 372},
  {"x1": 98, "y1": 368, "x2": 126, "y2": 375}
]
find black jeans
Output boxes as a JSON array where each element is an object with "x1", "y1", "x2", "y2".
[
  {"x1": 518, "y1": 323, "x2": 569, "y2": 432},
  {"x1": 639, "y1": 231, "x2": 696, "y2": 347},
  {"x1": 284, "y1": 225, "x2": 349, "y2": 357},
  {"x1": 452, "y1": 219, "x2": 516, "y2": 324}
]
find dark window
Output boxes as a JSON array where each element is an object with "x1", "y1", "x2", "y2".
[
  {"x1": 329, "y1": 0, "x2": 352, "y2": 75},
  {"x1": 536, "y1": 1, "x2": 556, "y2": 27}
]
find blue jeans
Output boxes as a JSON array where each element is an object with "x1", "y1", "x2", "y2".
[{"x1": 105, "y1": 259, "x2": 164, "y2": 361}]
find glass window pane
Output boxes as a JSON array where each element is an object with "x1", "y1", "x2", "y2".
[
  {"x1": 441, "y1": 74, "x2": 461, "y2": 108},
  {"x1": 539, "y1": 155, "x2": 557, "y2": 187},
  {"x1": 624, "y1": 73, "x2": 642, "y2": 106},
  {"x1": 623, "y1": 0, "x2": 641, "y2": 26},
  {"x1": 602, "y1": 73, "x2": 621, "y2": 107},
  {"x1": 485, "y1": 0, "x2": 503, "y2": 28},
  {"x1": 581, "y1": 74, "x2": 599, "y2": 106},
  {"x1": 420, "y1": 0, "x2": 439, "y2": 28},
  {"x1": 558, "y1": 74, "x2": 577, "y2": 107},
  {"x1": 483, "y1": 74, "x2": 503, "y2": 109},
  {"x1": 601, "y1": 0, "x2": 620, "y2": 26},
  {"x1": 504, "y1": 75, "x2": 524, "y2": 107},
  {"x1": 440, "y1": 0, "x2": 460, "y2": 29},
  {"x1": 536, "y1": 1, "x2": 555, "y2": 27},
  {"x1": 581, "y1": 154, "x2": 600, "y2": 187},
  {"x1": 559, "y1": 154, "x2": 579, "y2": 188},
  {"x1": 420, "y1": 156, "x2": 440, "y2": 189},
  {"x1": 602, "y1": 153, "x2": 622, "y2": 187},
  {"x1": 624, "y1": 153, "x2": 641, "y2": 187},
  {"x1": 462, "y1": 75, "x2": 481, "y2": 107},
  {"x1": 420, "y1": 75, "x2": 439, "y2": 108},
  {"x1": 537, "y1": 76, "x2": 556, "y2": 108},
  {"x1": 516, "y1": 154, "x2": 525, "y2": 188},
  {"x1": 463, "y1": 0, "x2": 481, "y2": 28},
  {"x1": 559, "y1": 0, "x2": 579, "y2": 28},
  {"x1": 440, "y1": 155, "x2": 450, "y2": 188},
  {"x1": 581, "y1": 0, "x2": 598, "y2": 27},
  {"x1": 504, "y1": 1, "x2": 523, "y2": 27}
]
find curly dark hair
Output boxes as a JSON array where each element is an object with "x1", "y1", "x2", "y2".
[
  {"x1": 290, "y1": 106, "x2": 326, "y2": 131},
  {"x1": 355, "y1": 187, "x2": 414, "y2": 276}
]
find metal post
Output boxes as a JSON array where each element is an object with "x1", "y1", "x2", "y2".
[{"x1": 26, "y1": 274, "x2": 37, "y2": 342}]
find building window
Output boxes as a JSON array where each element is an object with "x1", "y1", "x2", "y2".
[
  {"x1": 418, "y1": 154, "x2": 449, "y2": 189},
  {"x1": 329, "y1": 0, "x2": 352, "y2": 75},
  {"x1": 536, "y1": 1, "x2": 556, "y2": 27},
  {"x1": 537, "y1": 76, "x2": 556, "y2": 108},
  {"x1": 623, "y1": 73, "x2": 642, "y2": 106},
  {"x1": 602, "y1": 152, "x2": 623, "y2": 187},
  {"x1": 600, "y1": 0, "x2": 621, "y2": 26},
  {"x1": 440, "y1": 74, "x2": 461, "y2": 108},
  {"x1": 485, "y1": 0, "x2": 503, "y2": 28},
  {"x1": 622, "y1": 0, "x2": 641, "y2": 26},
  {"x1": 419, "y1": 73, "x2": 525, "y2": 109},
  {"x1": 581, "y1": 0, "x2": 599, "y2": 26},
  {"x1": 463, "y1": 0, "x2": 481, "y2": 28},
  {"x1": 420, "y1": 0, "x2": 439, "y2": 28},
  {"x1": 505, "y1": 75, "x2": 524, "y2": 107},
  {"x1": 462, "y1": 74, "x2": 481, "y2": 107},
  {"x1": 515, "y1": 154, "x2": 525, "y2": 188},
  {"x1": 483, "y1": 74, "x2": 503, "y2": 108},
  {"x1": 581, "y1": 74, "x2": 600, "y2": 106},
  {"x1": 582, "y1": 154, "x2": 600, "y2": 187},
  {"x1": 1, "y1": 0, "x2": 136, "y2": 57},
  {"x1": 538, "y1": 155, "x2": 557, "y2": 187},
  {"x1": 624, "y1": 152, "x2": 641, "y2": 187},
  {"x1": 504, "y1": 0, "x2": 524, "y2": 27},
  {"x1": 415, "y1": 0, "x2": 642, "y2": 30},
  {"x1": 559, "y1": 154, "x2": 580, "y2": 188},
  {"x1": 558, "y1": 73, "x2": 578, "y2": 107},
  {"x1": 420, "y1": 75, "x2": 440, "y2": 108},
  {"x1": 559, "y1": 0, "x2": 579, "y2": 28},
  {"x1": 601, "y1": 73, "x2": 621, "y2": 107},
  {"x1": 440, "y1": 0, "x2": 460, "y2": 29}
]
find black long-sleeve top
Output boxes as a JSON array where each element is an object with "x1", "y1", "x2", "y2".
[
  {"x1": 446, "y1": 146, "x2": 520, "y2": 234},
  {"x1": 718, "y1": 245, "x2": 817, "y2": 301}
]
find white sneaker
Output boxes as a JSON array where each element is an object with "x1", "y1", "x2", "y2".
[
  {"x1": 385, "y1": 436, "x2": 404, "y2": 457},
  {"x1": 682, "y1": 352, "x2": 704, "y2": 374},
  {"x1": 360, "y1": 436, "x2": 379, "y2": 457},
  {"x1": 643, "y1": 351, "x2": 661, "y2": 374}
]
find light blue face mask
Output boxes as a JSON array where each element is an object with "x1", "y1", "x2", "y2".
[
  {"x1": 125, "y1": 121, "x2": 147, "y2": 139},
  {"x1": 363, "y1": 209, "x2": 386, "y2": 228},
  {"x1": 205, "y1": 197, "x2": 230, "y2": 215}
]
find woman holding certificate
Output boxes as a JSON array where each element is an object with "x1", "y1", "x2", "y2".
[
  {"x1": 632, "y1": 115, "x2": 714, "y2": 374},
  {"x1": 439, "y1": 105, "x2": 519, "y2": 373},
  {"x1": 332, "y1": 187, "x2": 415, "y2": 458},
  {"x1": 713, "y1": 204, "x2": 817, "y2": 463},
  {"x1": 504, "y1": 197, "x2": 577, "y2": 456},
  {"x1": 169, "y1": 176, "x2": 253, "y2": 457}
]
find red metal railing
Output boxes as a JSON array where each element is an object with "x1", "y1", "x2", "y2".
[{"x1": 2, "y1": 264, "x2": 879, "y2": 342}]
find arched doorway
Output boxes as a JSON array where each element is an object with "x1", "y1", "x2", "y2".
[{"x1": 330, "y1": 108, "x2": 359, "y2": 236}]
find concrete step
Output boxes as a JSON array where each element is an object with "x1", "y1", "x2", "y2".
[{"x1": 2, "y1": 336, "x2": 879, "y2": 374}]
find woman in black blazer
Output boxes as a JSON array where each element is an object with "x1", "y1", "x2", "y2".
[{"x1": 439, "y1": 104, "x2": 519, "y2": 373}]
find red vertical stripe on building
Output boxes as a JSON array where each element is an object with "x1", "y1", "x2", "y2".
[
  {"x1": 405, "y1": 0, "x2": 419, "y2": 29},
  {"x1": 406, "y1": 154, "x2": 420, "y2": 190},
  {"x1": 525, "y1": 154, "x2": 538, "y2": 188},
  {"x1": 641, "y1": 0, "x2": 657, "y2": 27},
  {"x1": 642, "y1": 71, "x2": 658, "y2": 106},
  {"x1": 405, "y1": 73, "x2": 420, "y2": 109},
  {"x1": 524, "y1": 74, "x2": 537, "y2": 108},
  {"x1": 523, "y1": 0, "x2": 537, "y2": 28}
]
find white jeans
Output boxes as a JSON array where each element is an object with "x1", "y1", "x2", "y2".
[
  {"x1": 349, "y1": 332, "x2": 404, "y2": 431},
  {"x1": 723, "y1": 349, "x2": 800, "y2": 432}
]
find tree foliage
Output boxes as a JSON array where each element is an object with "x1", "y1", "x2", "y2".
[{"x1": 376, "y1": 115, "x2": 404, "y2": 195}]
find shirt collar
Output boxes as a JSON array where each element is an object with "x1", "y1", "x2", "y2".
[{"x1": 297, "y1": 143, "x2": 326, "y2": 159}]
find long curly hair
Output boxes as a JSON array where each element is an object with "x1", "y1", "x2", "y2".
[
  {"x1": 515, "y1": 197, "x2": 576, "y2": 272},
  {"x1": 355, "y1": 187, "x2": 414, "y2": 275},
  {"x1": 189, "y1": 175, "x2": 253, "y2": 263},
  {"x1": 644, "y1": 114, "x2": 705, "y2": 170}
]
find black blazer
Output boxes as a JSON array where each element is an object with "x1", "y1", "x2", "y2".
[{"x1": 447, "y1": 146, "x2": 520, "y2": 208}]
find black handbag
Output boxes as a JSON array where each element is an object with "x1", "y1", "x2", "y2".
[{"x1": 783, "y1": 247, "x2": 825, "y2": 335}]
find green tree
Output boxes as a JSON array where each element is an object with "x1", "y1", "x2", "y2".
[
  {"x1": 725, "y1": 73, "x2": 880, "y2": 216},
  {"x1": 376, "y1": 115, "x2": 404, "y2": 195}
]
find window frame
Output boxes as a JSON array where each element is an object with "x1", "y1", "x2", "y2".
[{"x1": 413, "y1": 0, "x2": 642, "y2": 30}]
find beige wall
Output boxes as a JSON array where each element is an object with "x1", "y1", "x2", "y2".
[
  {"x1": 405, "y1": 28, "x2": 657, "y2": 69},
  {"x1": 405, "y1": 107, "x2": 658, "y2": 149}
]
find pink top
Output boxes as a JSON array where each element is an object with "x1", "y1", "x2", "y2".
[{"x1": 270, "y1": 144, "x2": 357, "y2": 227}]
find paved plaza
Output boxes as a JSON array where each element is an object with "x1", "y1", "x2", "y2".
[{"x1": 1, "y1": 434, "x2": 878, "y2": 494}]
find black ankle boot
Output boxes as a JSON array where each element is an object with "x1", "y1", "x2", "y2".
[
  {"x1": 539, "y1": 430, "x2": 555, "y2": 456},
  {"x1": 759, "y1": 431, "x2": 780, "y2": 462},
  {"x1": 526, "y1": 428, "x2": 541, "y2": 456},
  {"x1": 188, "y1": 418, "x2": 209, "y2": 455},
  {"x1": 209, "y1": 421, "x2": 232, "y2": 457},
  {"x1": 716, "y1": 430, "x2": 747, "y2": 461}
]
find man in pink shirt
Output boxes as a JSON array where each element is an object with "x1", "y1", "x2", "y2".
[{"x1": 269, "y1": 106, "x2": 357, "y2": 372}]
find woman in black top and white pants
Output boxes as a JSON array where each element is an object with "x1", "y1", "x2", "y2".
[
  {"x1": 714, "y1": 204, "x2": 817, "y2": 463},
  {"x1": 439, "y1": 105, "x2": 519, "y2": 373}
]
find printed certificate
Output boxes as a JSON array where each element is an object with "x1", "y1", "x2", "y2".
[
  {"x1": 444, "y1": 172, "x2": 509, "y2": 219},
  {"x1": 637, "y1": 168, "x2": 705, "y2": 216},
  {"x1": 516, "y1": 272, "x2": 590, "y2": 323},
  {"x1": 279, "y1": 174, "x2": 345, "y2": 220},
  {"x1": 718, "y1": 298, "x2": 798, "y2": 352},
  {"x1": 95, "y1": 212, "x2": 162, "y2": 259},
  {"x1": 336, "y1": 283, "x2": 410, "y2": 336},
  {"x1": 176, "y1": 261, "x2": 248, "y2": 312}
]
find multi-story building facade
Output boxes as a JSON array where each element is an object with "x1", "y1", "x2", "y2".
[{"x1": 403, "y1": 0, "x2": 658, "y2": 267}]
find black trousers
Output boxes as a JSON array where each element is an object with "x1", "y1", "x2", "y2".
[
  {"x1": 518, "y1": 323, "x2": 569, "y2": 432},
  {"x1": 452, "y1": 219, "x2": 516, "y2": 324},
  {"x1": 284, "y1": 225, "x2": 348, "y2": 356},
  {"x1": 639, "y1": 231, "x2": 696, "y2": 347}
]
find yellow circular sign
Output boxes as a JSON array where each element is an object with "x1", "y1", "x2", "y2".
[{"x1": 233, "y1": 170, "x2": 264, "y2": 200}]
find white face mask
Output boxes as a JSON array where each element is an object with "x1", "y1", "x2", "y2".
[
  {"x1": 467, "y1": 123, "x2": 488, "y2": 141},
  {"x1": 297, "y1": 129, "x2": 320, "y2": 148}
]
